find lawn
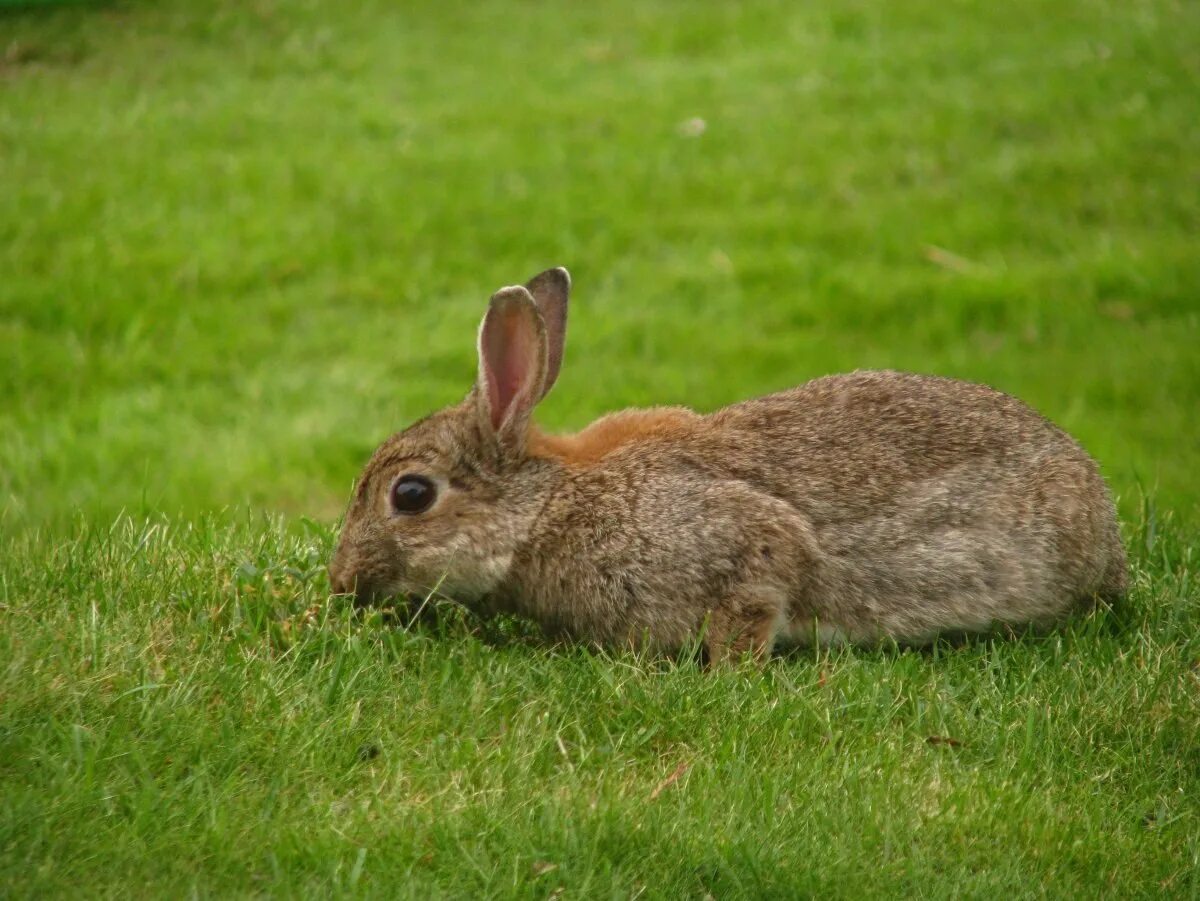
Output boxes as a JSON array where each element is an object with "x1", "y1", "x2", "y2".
[{"x1": 1, "y1": 0, "x2": 1198, "y2": 896}]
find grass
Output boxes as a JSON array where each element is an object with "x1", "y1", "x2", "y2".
[
  {"x1": 1, "y1": 0, "x2": 1198, "y2": 895},
  {"x1": 3, "y1": 515, "x2": 1198, "y2": 896}
]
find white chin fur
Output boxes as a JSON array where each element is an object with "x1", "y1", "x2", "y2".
[{"x1": 415, "y1": 541, "x2": 514, "y2": 603}]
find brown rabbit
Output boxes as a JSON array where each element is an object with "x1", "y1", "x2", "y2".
[{"x1": 329, "y1": 267, "x2": 1127, "y2": 661}]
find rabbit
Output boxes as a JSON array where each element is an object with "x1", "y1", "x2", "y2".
[{"x1": 328, "y1": 267, "x2": 1127, "y2": 661}]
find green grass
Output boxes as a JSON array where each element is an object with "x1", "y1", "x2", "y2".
[
  {"x1": 3, "y1": 515, "x2": 1199, "y2": 897},
  {"x1": 3, "y1": 517, "x2": 1199, "y2": 898},
  {"x1": 1, "y1": 0, "x2": 1198, "y2": 895}
]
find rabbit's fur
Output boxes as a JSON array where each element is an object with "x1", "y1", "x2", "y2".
[{"x1": 329, "y1": 268, "x2": 1126, "y2": 660}]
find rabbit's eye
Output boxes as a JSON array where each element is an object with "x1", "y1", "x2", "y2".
[{"x1": 390, "y1": 475, "x2": 437, "y2": 515}]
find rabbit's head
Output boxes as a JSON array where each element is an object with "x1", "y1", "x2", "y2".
[{"x1": 328, "y1": 268, "x2": 570, "y2": 607}]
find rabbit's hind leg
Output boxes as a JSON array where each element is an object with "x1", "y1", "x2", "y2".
[
  {"x1": 687, "y1": 480, "x2": 821, "y2": 667},
  {"x1": 704, "y1": 582, "x2": 790, "y2": 666}
]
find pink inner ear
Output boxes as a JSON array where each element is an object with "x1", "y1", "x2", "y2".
[{"x1": 482, "y1": 301, "x2": 540, "y2": 431}]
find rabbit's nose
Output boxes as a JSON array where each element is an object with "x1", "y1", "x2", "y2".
[{"x1": 328, "y1": 565, "x2": 351, "y2": 596}]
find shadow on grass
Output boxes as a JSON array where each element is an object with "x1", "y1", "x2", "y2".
[
  {"x1": 349, "y1": 596, "x2": 719, "y2": 672},
  {"x1": 350, "y1": 594, "x2": 1138, "y2": 676}
]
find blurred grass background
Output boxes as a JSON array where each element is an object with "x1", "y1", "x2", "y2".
[{"x1": 2, "y1": 0, "x2": 1197, "y2": 534}]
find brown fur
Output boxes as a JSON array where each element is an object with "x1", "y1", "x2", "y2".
[
  {"x1": 329, "y1": 268, "x2": 1127, "y2": 660},
  {"x1": 528, "y1": 407, "x2": 701, "y2": 467}
]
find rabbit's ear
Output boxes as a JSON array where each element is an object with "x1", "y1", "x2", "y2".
[
  {"x1": 476, "y1": 286, "x2": 548, "y2": 449},
  {"x1": 524, "y1": 267, "x2": 570, "y2": 399}
]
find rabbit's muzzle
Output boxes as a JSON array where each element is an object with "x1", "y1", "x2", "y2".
[
  {"x1": 328, "y1": 547, "x2": 380, "y2": 606},
  {"x1": 328, "y1": 542, "x2": 413, "y2": 609},
  {"x1": 328, "y1": 565, "x2": 353, "y2": 598},
  {"x1": 328, "y1": 564, "x2": 385, "y2": 607}
]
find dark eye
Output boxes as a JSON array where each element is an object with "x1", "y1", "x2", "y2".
[{"x1": 390, "y1": 475, "x2": 437, "y2": 514}]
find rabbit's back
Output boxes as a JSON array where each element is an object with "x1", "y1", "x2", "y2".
[
  {"x1": 702, "y1": 370, "x2": 1126, "y2": 640},
  {"x1": 711, "y1": 371, "x2": 1083, "y2": 514}
]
